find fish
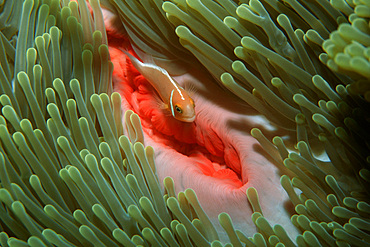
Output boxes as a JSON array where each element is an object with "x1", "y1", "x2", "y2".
[{"x1": 122, "y1": 49, "x2": 196, "y2": 122}]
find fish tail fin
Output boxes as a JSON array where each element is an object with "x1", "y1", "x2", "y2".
[{"x1": 119, "y1": 48, "x2": 144, "y2": 71}]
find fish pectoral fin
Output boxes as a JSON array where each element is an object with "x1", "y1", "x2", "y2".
[
  {"x1": 157, "y1": 101, "x2": 172, "y2": 117},
  {"x1": 159, "y1": 102, "x2": 169, "y2": 110},
  {"x1": 153, "y1": 94, "x2": 167, "y2": 110}
]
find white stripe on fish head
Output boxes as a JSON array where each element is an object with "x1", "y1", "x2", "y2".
[{"x1": 169, "y1": 89, "x2": 175, "y2": 118}]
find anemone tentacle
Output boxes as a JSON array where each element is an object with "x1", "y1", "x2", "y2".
[{"x1": 0, "y1": 0, "x2": 369, "y2": 246}]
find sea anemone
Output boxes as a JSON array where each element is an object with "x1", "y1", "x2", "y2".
[{"x1": 0, "y1": 0, "x2": 369, "y2": 247}]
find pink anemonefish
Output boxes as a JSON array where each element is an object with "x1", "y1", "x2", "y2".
[{"x1": 122, "y1": 50, "x2": 196, "y2": 122}]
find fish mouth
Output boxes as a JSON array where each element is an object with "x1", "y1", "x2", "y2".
[
  {"x1": 110, "y1": 46, "x2": 298, "y2": 242},
  {"x1": 178, "y1": 115, "x2": 196, "y2": 122}
]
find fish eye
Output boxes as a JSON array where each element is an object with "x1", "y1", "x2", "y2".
[{"x1": 175, "y1": 105, "x2": 182, "y2": 113}]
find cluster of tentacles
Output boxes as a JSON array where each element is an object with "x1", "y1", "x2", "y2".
[{"x1": 0, "y1": 0, "x2": 369, "y2": 246}]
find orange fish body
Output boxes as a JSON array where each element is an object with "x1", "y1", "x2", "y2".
[{"x1": 122, "y1": 50, "x2": 196, "y2": 122}]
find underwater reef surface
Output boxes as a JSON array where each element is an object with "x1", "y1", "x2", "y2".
[{"x1": 0, "y1": 0, "x2": 369, "y2": 246}]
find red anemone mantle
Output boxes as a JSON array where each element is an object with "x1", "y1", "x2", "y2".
[{"x1": 108, "y1": 31, "x2": 299, "y2": 242}]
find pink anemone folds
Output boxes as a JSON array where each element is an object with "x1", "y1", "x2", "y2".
[{"x1": 108, "y1": 34, "x2": 299, "y2": 241}]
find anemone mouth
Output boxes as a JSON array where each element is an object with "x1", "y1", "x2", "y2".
[{"x1": 145, "y1": 116, "x2": 245, "y2": 188}]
